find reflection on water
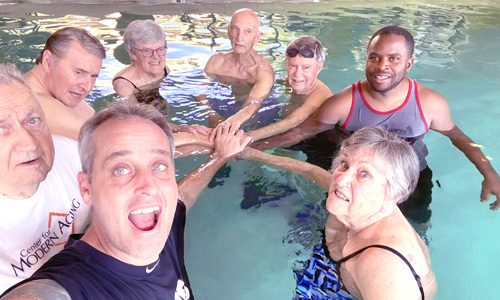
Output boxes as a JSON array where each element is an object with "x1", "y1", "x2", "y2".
[{"x1": 1, "y1": 1, "x2": 500, "y2": 299}]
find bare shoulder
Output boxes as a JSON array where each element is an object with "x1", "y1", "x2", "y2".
[
  {"x1": 113, "y1": 78, "x2": 135, "y2": 97},
  {"x1": 112, "y1": 68, "x2": 135, "y2": 97},
  {"x1": 204, "y1": 52, "x2": 228, "y2": 74},
  {"x1": 416, "y1": 82, "x2": 454, "y2": 131},
  {"x1": 2, "y1": 279, "x2": 71, "y2": 300},
  {"x1": 310, "y1": 80, "x2": 334, "y2": 100},
  {"x1": 254, "y1": 61, "x2": 274, "y2": 81},
  {"x1": 315, "y1": 84, "x2": 352, "y2": 124},
  {"x1": 255, "y1": 60, "x2": 274, "y2": 74},
  {"x1": 416, "y1": 82, "x2": 449, "y2": 108},
  {"x1": 353, "y1": 246, "x2": 425, "y2": 299}
]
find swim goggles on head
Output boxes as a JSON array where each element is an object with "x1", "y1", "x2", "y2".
[{"x1": 286, "y1": 44, "x2": 317, "y2": 58}]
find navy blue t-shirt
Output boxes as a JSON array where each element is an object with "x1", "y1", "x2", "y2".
[{"x1": 4, "y1": 201, "x2": 193, "y2": 300}]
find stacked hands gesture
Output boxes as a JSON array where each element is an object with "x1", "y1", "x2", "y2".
[{"x1": 211, "y1": 121, "x2": 253, "y2": 160}]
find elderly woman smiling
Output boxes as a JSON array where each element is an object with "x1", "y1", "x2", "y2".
[
  {"x1": 319, "y1": 126, "x2": 437, "y2": 299},
  {"x1": 113, "y1": 19, "x2": 211, "y2": 139},
  {"x1": 241, "y1": 126, "x2": 437, "y2": 299},
  {"x1": 113, "y1": 19, "x2": 170, "y2": 112}
]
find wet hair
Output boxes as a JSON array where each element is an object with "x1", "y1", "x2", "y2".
[
  {"x1": 35, "y1": 27, "x2": 105, "y2": 64},
  {"x1": 331, "y1": 126, "x2": 420, "y2": 204},
  {"x1": 123, "y1": 19, "x2": 166, "y2": 56},
  {"x1": 286, "y1": 35, "x2": 326, "y2": 63},
  {"x1": 368, "y1": 25, "x2": 415, "y2": 58},
  {"x1": 78, "y1": 101, "x2": 174, "y2": 183}
]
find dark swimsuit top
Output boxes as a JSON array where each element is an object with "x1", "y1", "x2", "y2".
[
  {"x1": 336, "y1": 244, "x2": 425, "y2": 300},
  {"x1": 113, "y1": 67, "x2": 169, "y2": 114}
]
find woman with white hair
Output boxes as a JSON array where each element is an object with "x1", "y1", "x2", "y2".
[
  {"x1": 113, "y1": 19, "x2": 211, "y2": 138},
  {"x1": 242, "y1": 126, "x2": 437, "y2": 299},
  {"x1": 113, "y1": 19, "x2": 170, "y2": 113}
]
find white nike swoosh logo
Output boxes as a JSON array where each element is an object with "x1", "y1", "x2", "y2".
[{"x1": 146, "y1": 258, "x2": 160, "y2": 274}]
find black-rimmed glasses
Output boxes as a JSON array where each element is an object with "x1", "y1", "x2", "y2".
[
  {"x1": 135, "y1": 45, "x2": 167, "y2": 57},
  {"x1": 286, "y1": 44, "x2": 317, "y2": 59}
]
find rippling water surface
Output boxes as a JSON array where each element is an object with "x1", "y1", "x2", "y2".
[{"x1": 1, "y1": 1, "x2": 499, "y2": 299}]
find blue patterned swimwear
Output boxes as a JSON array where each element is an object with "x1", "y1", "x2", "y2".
[{"x1": 294, "y1": 245, "x2": 354, "y2": 300}]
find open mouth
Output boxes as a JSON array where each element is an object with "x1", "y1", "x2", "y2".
[
  {"x1": 69, "y1": 91, "x2": 84, "y2": 99},
  {"x1": 128, "y1": 206, "x2": 161, "y2": 231},
  {"x1": 374, "y1": 73, "x2": 391, "y2": 81},
  {"x1": 335, "y1": 190, "x2": 350, "y2": 202}
]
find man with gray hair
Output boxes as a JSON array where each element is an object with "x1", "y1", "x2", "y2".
[
  {"x1": 0, "y1": 63, "x2": 91, "y2": 294},
  {"x1": 24, "y1": 27, "x2": 105, "y2": 140},
  {"x1": 2, "y1": 102, "x2": 251, "y2": 299},
  {"x1": 247, "y1": 36, "x2": 333, "y2": 142}
]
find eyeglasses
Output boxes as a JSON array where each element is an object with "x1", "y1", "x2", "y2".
[
  {"x1": 135, "y1": 45, "x2": 167, "y2": 57},
  {"x1": 286, "y1": 44, "x2": 317, "y2": 59}
]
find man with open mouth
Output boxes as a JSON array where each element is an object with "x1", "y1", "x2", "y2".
[{"x1": 2, "y1": 101, "x2": 251, "y2": 300}]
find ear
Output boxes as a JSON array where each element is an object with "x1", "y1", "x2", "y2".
[
  {"x1": 77, "y1": 171, "x2": 93, "y2": 206},
  {"x1": 255, "y1": 30, "x2": 262, "y2": 44},
  {"x1": 41, "y1": 50, "x2": 55, "y2": 73},
  {"x1": 316, "y1": 61, "x2": 325, "y2": 74},
  {"x1": 405, "y1": 56, "x2": 414, "y2": 73},
  {"x1": 129, "y1": 49, "x2": 138, "y2": 62}
]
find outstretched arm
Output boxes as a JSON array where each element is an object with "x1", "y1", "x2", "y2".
[
  {"x1": 2, "y1": 279, "x2": 71, "y2": 300},
  {"x1": 248, "y1": 82, "x2": 333, "y2": 142},
  {"x1": 423, "y1": 87, "x2": 500, "y2": 210},
  {"x1": 438, "y1": 126, "x2": 500, "y2": 210},
  {"x1": 251, "y1": 115, "x2": 333, "y2": 150},
  {"x1": 251, "y1": 88, "x2": 351, "y2": 150},
  {"x1": 239, "y1": 148, "x2": 331, "y2": 190},
  {"x1": 177, "y1": 122, "x2": 252, "y2": 211},
  {"x1": 210, "y1": 64, "x2": 275, "y2": 141}
]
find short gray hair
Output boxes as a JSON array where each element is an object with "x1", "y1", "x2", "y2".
[
  {"x1": 36, "y1": 27, "x2": 105, "y2": 64},
  {"x1": 78, "y1": 101, "x2": 174, "y2": 182},
  {"x1": 331, "y1": 126, "x2": 420, "y2": 203},
  {"x1": 123, "y1": 20, "x2": 166, "y2": 56},
  {"x1": 286, "y1": 35, "x2": 325, "y2": 63},
  {"x1": 0, "y1": 63, "x2": 26, "y2": 86},
  {"x1": 0, "y1": 63, "x2": 38, "y2": 100}
]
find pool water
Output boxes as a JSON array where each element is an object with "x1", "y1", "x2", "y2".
[{"x1": 1, "y1": 1, "x2": 499, "y2": 299}]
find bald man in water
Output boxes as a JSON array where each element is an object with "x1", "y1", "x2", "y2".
[{"x1": 205, "y1": 8, "x2": 274, "y2": 139}]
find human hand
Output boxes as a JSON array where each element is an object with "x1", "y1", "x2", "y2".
[
  {"x1": 213, "y1": 122, "x2": 252, "y2": 160},
  {"x1": 480, "y1": 173, "x2": 500, "y2": 210},
  {"x1": 185, "y1": 124, "x2": 213, "y2": 136},
  {"x1": 209, "y1": 117, "x2": 242, "y2": 143}
]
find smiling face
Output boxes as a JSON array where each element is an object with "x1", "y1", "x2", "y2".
[
  {"x1": 326, "y1": 149, "x2": 392, "y2": 225},
  {"x1": 78, "y1": 116, "x2": 178, "y2": 265},
  {"x1": 0, "y1": 82, "x2": 54, "y2": 199},
  {"x1": 130, "y1": 40, "x2": 167, "y2": 77},
  {"x1": 286, "y1": 55, "x2": 323, "y2": 95},
  {"x1": 365, "y1": 34, "x2": 414, "y2": 95},
  {"x1": 228, "y1": 10, "x2": 260, "y2": 54},
  {"x1": 43, "y1": 41, "x2": 102, "y2": 107}
]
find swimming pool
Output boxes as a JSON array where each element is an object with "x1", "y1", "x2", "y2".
[{"x1": 1, "y1": 1, "x2": 499, "y2": 299}]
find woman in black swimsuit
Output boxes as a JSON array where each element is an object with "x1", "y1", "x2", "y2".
[
  {"x1": 112, "y1": 19, "x2": 211, "y2": 138},
  {"x1": 238, "y1": 126, "x2": 438, "y2": 299},
  {"x1": 112, "y1": 19, "x2": 170, "y2": 112},
  {"x1": 322, "y1": 126, "x2": 437, "y2": 299}
]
